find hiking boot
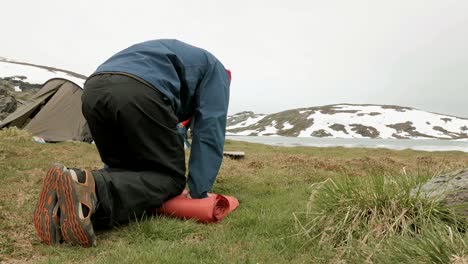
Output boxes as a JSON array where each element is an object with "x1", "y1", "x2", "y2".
[
  {"x1": 33, "y1": 163, "x2": 67, "y2": 245},
  {"x1": 58, "y1": 169, "x2": 98, "y2": 247}
]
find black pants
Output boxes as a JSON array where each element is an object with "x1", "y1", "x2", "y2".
[{"x1": 82, "y1": 74, "x2": 186, "y2": 227}]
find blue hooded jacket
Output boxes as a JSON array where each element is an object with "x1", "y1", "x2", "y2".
[{"x1": 92, "y1": 39, "x2": 231, "y2": 198}]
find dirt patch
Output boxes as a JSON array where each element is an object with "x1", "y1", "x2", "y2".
[
  {"x1": 387, "y1": 122, "x2": 436, "y2": 139},
  {"x1": 387, "y1": 122, "x2": 414, "y2": 133},
  {"x1": 433, "y1": 126, "x2": 468, "y2": 139},
  {"x1": 248, "y1": 161, "x2": 265, "y2": 169},
  {"x1": 275, "y1": 154, "x2": 346, "y2": 171},
  {"x1": 228, "y1": 109, "x2": 316, "y2": 137},
  {"x1": 329, "y1": 124, "x2": 348, "y2": 134},
  {"x1": 318, "y1": 105, "x2": 359, "y2": 115},
  {"x1": 227, "y1": 111, "x2": 259, "y2": 127},
  {"x1": 182, "y1": 234, "x2": 205, "y2": 244},
  {"x1": 461, "y1": 126, "x2": 468, "y2": 131},
  {"x1": 433, "y1": 126, "x2": 453, "y2": 136},
  {"x1": 381, "y1": 105, "x2": 413, "y2": 112},
  {"x1": 357, "y1": 112, "x2": 381, "y2": 117},
  {"x1": 350, "y1": 124, "x2": 380, "y2": 138},
  {"x1": 440, "y1": 117, "x2": 452, "y2": 123},
  {"x1": 311, "y1": 129, "x2": 332, "y2": 137},
  {"x1": 391, "y1": 133, "x2": 409, "y2": 139}
]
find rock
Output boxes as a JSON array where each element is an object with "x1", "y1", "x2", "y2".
[
  {"x1": 0, "y1": 84, "x2": 18, "y2": 121},
  {"x1": 413, "y1": 169, "x2": 468, "y2": 217},
  {"x1": 223, "y1": 151, "x2": 245, "y2": 159},
  {"x1": 311, "y1": 129, "x2": 333, "y2": 137}
]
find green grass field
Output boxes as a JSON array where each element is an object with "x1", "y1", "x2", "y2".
[{"x1": 0, "y1": 128, "x2": 467, "y2": 263}]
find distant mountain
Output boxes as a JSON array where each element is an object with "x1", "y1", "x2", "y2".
[
  {"x1": 0, "y1": 58, "x2": 86, "y2": 91},
  {"x1": 1, "y1": 58, "x2": 466, "y2": 140},
  {"x1": 227, "y1": 104, "x2": 468, "y2": 140}
]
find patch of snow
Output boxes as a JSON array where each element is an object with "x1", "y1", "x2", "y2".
[
  {"x1": 235, "y1": 129, "x2": 259, "y2": 136},
  {"x1": 258, "y1": 120, "x2": 278, "y2": 136},
  {"x1": 283, "y1": 122, "x2": 294, "y2": 130},
  {"x1": 227, "y1": 114, "x2": 266, "y2": 129},
  {"x1": 0, "y1": 60, "x2": 86, "y2": 87},
  {"x1": 258, "y1": 125, "x2": 278, "y2": 135}
]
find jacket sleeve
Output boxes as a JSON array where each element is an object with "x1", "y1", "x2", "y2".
[{"x1": 188, "y1": 61, "x2": 230, "y2": 198}]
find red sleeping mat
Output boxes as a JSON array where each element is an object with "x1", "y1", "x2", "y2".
[{"x1": 158, "y1": 190, "x2": 239, "y2": 223}]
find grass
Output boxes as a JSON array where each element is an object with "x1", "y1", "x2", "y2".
[
  {"x1": 0, "y1": 127, "x2": 467, "y2": 263},
  {"x1": 294, "y1": 174, "x2": 467, "y2": 263}
]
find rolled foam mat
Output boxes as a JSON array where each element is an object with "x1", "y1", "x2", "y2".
[{"x1": 158, "y1": 190, "x2": 239, "y2": 223}]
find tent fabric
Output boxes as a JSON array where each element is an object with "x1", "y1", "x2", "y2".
[
  {"x1": 158, "y1": 190, "x2": 239, "y2": 223},
  {"x1": 0, "y1": 91, "x2": 55, "y2": 128},
  {"x1": 0, "y1": 78, "x2": 92, "y2": 142}
]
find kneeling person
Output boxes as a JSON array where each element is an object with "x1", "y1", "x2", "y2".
[{"x1": 33, "y1": 39, "x2": 231, "y2": 247}]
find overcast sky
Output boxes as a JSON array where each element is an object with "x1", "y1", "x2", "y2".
[{"x1": 1, "y1": 0, "x2": 467, "y2": 117}]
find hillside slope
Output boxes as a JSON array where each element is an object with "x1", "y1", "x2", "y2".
[
  {"x1": 227, "y1": 104, "x2": 468, "y2": 140},
  {"x1": 0, "y1": 58, "x2": 86, "y2": 90}
]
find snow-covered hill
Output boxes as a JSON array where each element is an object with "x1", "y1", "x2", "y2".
[
  {"x1": 1, "y1": 58, "x2": 466, "y2": 140},
  {"x1": 0, "y1": 58, "x2": 86, "y2": 90},
  {"x1": 227, "y1": 104, "x2": 468, "y2": 140}
]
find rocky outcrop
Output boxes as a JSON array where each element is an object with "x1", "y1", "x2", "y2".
[
  {"x1": 414, "y1": 169, "x2": 468, "y2": 218},
  {"x1": 329, "y1": 124, "x2": 349, "y2": 134},
  {"x1": 350, "y1": 124, "x2": 380, "y2": 138},
  {"x1": 0, "y1": 81, "x2": 17, "y2": 120},
  {"x1": 311, "y1": 129, "x2": 332, "y2": 137}
]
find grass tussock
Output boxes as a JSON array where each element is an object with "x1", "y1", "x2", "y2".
[{"x1": 295, "y1": 171, "x2": 468, "y2": 263}]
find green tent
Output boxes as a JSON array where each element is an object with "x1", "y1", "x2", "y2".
[{"x1": 0, "y1": 78, "x2": 92, "y2": 142}]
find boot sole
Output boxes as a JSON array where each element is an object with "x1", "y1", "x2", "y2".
[
  {"x1": 33, "y1": 164, "x2": 64, "y2": 245},
  {"x1": 58, "y1": 170, "x2": 96, "y2": 247}
]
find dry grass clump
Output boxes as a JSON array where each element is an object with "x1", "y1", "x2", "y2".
[{"x1": 0, "y1": 127, "x2": 31, "y2": 141}]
